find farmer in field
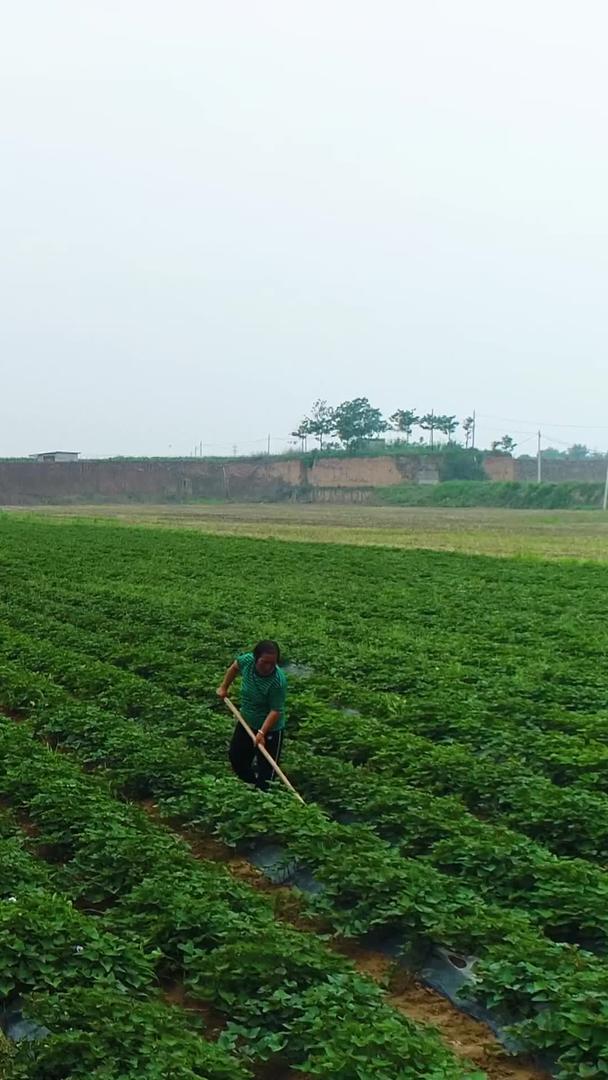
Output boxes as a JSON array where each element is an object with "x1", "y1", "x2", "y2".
[{"x1": 217, "y1": 640, "x2": 287, "y2": 792}]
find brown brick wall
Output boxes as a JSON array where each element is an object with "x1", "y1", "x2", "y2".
[
  {"x1": 0, "y1": 455, "x2": 437, "y2": 504},
  {"x1": 0, "y1": 461, "x2": 223, "y2": 504},
  {"x1": 4, "y1": 451, "x2": 601, "y2": 506},
  {"x1": 309, "y1": 455, "x2": 439, "y2": 488},
  {"x1": 482, "y1": 455, "x2": 517, "y2": 481},
  {"x1": 0, "y1": 458, "x2": 305, "y2": 505},
  {"x1": 309, "y1": 456, "x2": 404, "y2": 487}
]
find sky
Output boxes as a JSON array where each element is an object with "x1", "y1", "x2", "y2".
[{"x1": 1, "y1": 0, "x2": 607, "y2": 458}]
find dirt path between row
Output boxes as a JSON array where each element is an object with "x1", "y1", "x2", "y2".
[
  {"x1": 0, "y1": 780, "x2": 307, "y2": 1080},
  {"x1": 161, "y1": 816, "x2": 550, "y2": 1080},
  {"x1": 0, "y1": 702, "x2": 548, "y2": 1080}
]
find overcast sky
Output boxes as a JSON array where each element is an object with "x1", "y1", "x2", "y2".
[{"x1": 1, "y1": 1, "x2": 607, "y2": 457}]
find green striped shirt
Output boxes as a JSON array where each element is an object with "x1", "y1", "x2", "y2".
[{"x1": 236, "y1": 652, "x2": 287, "y2": 732}]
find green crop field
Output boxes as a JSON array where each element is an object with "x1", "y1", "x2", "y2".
[
  {"x1": 0, "y1": 514, "x2": 607, "y2": 1078},
  {"x1": 11, "y1": 501, "x2": 608, "y2": 561}
]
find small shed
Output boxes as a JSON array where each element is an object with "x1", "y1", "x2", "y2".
[{"x1": 31, "y1": 451, "x2": 80, "y2": 463}]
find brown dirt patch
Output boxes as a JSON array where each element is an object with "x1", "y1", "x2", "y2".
[
  {"x1": 162, "y1": 981, "x2": 225, "y2": 1039},
  {"x1": 0, "y1": 723, "x2": 549, "y2": 1080},
  {"x1": 338, "y1": 940, "x2": 546, "y2": 1079},
  {"x1": 142, "y1": 805, "x2": 550, "y2": 1080}
]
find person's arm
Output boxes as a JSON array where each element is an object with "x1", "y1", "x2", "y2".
[
  {"x1": 254, "y1": 709, "x2": 280, "y2": 747},
  {"x1": 217, "y1": 661, "x2": 239, "y2": 699}
]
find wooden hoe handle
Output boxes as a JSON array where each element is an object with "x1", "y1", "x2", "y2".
[{"x1": 224, "y1": 696, "x2": 306, "y2": 805}]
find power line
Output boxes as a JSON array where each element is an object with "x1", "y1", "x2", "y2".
[
  {"x1": 540, "y1": 433, "x2": 579, "y2": 448},
  {"x1": 513, "y1": 434, "x2": 537, "y2": 450}
]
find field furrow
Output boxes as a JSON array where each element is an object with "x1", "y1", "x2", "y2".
[{"x1": 1, "y1": 515, "x2": 607, "y2": 1078}]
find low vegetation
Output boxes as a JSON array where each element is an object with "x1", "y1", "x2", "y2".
[
  {"x1": 377, "y1": 479, "x2": 606, "y2": 509},
  {"x1": 0, "y1": 517, "x2": 607, "y2": 1075}
]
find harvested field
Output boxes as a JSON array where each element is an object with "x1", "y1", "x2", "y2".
[{"x1": 6, "y1": 501, "x2": 608, "y2": 560}]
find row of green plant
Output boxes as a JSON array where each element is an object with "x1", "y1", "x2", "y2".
[
  {"x1": 294, "y1": 706, "x2": 608, "y2": 863},
  {"x1": 2, "y1": 521, "x2": 605, "y2": 743},
  {"x1": 3, "y1": 617, "x2": 608, "y2": 871},
  {"x1": 362, "y1": 693, "x2": 608, "y2": 787},
  {"x1": 376, "y1": 479, "x2": 606, "y2": 508},
  {"x1": 0, "y1": 626, "x2": 599, "y2": 960},
  {"x1": 1, "y1": 592, "x2": 605, "y2": 960},
  {"x1": 25, "y1": 677, "x2": 608, "y2": 956},
  {"x1": 0, "y1": 718, "x2": 481, "y2": 1080},
  {"x1": 2, "y1": 666, "x2": 608, "y2": 1076},
  {"x1": 3, "y1": 582, "x2": 608, "y2": 888},
  {"x1": 0, "y1": 813, "x2": 248, "y2": 1080},
  {"x1": 284, "y1": 745, "x2": 608, "y2": 950},
  {"x1": 4, "y1": 587, "x2": 608, "y2": 800},
  {"x1": 2, "y1": 568, "x2": 607, "y2": 770},
  {"x1": 2, "y1": 518, "x2": 608, "y2": 1075}
]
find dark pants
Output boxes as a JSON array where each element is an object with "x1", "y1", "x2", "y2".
[{"x1": 228, "y1": 723, "x2": 284, "y2": 792}]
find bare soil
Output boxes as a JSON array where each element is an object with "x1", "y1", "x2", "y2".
[
  {"x1": 0, "y1": 719, "x2": 551, "y2": 1078},
  {"x1": 143, "y1": 804, "x2": 551, "y2": 1080},
  {"x1": 341, "y1": 941, "x2": 544, "y2": 1080}
]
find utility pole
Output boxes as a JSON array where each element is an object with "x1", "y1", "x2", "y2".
[
  {"x1": 199, "y1": 441, "x2": 203, "y2": 458},
  {"x1": 471, "y1": 409, "x2": 476, "y2": 450},
  {"x1": 267, "y1": 434, "x2": 271, "y2": 456},
  {"x1": 537, "y1": 430, "x2": 542, "y2": 484},
  {"x1": 232, "y1": 444, "x2": 237, "y2": 457},
  {"x1": 603, "y1": 455, "x2": 608, "y2": 511}
]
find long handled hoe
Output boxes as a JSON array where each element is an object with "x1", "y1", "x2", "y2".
[{"x1": 223, "y1": 696, "x2": 305, "y2": 805}]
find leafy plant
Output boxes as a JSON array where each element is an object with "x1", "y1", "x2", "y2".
[{"x1": 13, "y1": 988, "x2": 251, "y2": 1079}]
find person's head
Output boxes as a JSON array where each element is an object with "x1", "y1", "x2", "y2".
[{"x1": 253, "y1": 639, "x2": 280, "y2": 677}]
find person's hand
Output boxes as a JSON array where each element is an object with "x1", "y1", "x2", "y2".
[
  {"x1": 254, "y1": 730, "x2": 266, "y2": 748},
  {"x1": 216, "y1": 685, "x2": 228, "y2": 699}
]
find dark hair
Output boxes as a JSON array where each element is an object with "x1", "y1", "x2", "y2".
[{"x1": 253, "y1": 639, "x2": 281, "y2": 663}]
